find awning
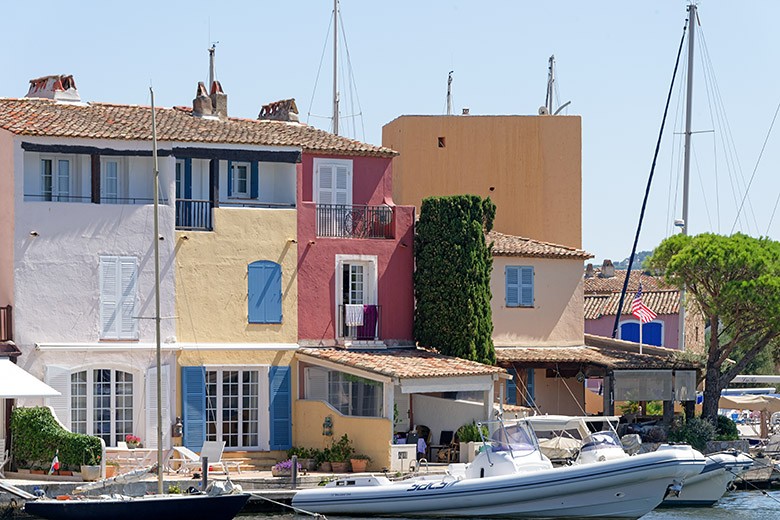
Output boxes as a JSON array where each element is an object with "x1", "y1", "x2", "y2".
[
  {"x1": 0, "y1": 359, "x2": 60, "y2": 398},
  {"x1": 719, "y1": 394, "x2": 780, "y2": 414}
]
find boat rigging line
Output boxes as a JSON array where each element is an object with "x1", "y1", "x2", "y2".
[
  {"x1": 611, "y1": 16, "x2": 688, "y2": 339},
  {"x1": 704, "y1": 454, "x2": 780, "y2": 506},
  {"x1": 246, "y1": 492, "x2": 326, "y2": 519}
]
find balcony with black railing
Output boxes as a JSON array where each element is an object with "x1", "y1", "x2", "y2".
[
  {"x1": 176, "y1": 199, "x2": 213, "y2": 231},
  {"x1": 316, "y1": 204, "x2": 394, "y2": 239},
  {"x1": 339, "y1": 304, "x2": 382, "y2": 341}
]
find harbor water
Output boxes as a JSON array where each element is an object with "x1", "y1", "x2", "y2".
[{"x1": 238, "y1": 489, "x2": 780, "y2": 520}]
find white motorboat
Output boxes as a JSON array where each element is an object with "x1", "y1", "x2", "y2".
[
  {"x1": 292, "y1": 419, "x2": 705, "y2": 518},
  {"x1": 662, "y1": 451, "x2": 753, "y2": 506}
]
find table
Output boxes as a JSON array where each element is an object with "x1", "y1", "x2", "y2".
[{"x1": 106, "y1": 447, "x2": 168, "y2": 470}]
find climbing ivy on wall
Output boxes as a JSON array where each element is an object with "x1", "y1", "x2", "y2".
[{"x1": 414, "y1": 195, "x2": 496, "y2": 365}]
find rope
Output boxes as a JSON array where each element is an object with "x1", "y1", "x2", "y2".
[
  {"x1": 246, "y1": 491, "x2": 327, "y2": 519},
  {"x1": 306, "y1": 13, "x2": 334, "y2": 127},
  {"x1": 611, "y1": 17, "x2": 688, "y2": 338},
  {"x1": 704, "y1": 453, "x2": 780, "y2": 506}
]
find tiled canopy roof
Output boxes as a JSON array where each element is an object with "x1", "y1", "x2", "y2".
[
  {"x1": 496, "y1": 334, "x2": 698, "y2": 371},
  {"x1": 0, "y1": 98, "x2": 396, "y2": 157},
  {"x1": 298, "y1": 347, "x2": 505, "y2": 379},
  {"x1": 584, "y1": 290, "x2": 679, "y2": 319},
  {"x1": 584, "y1": 270, "x2": 671, "y2": 294},
  {"x1": 488, "y1": 231, "x2": 593, "y2": 260}
]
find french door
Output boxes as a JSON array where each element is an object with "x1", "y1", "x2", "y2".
[{"x1": 205, "y1": 369, "x2": 260, "y2": 449}]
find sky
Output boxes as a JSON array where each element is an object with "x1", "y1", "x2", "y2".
[{"x1": 5, "y1": 1, "x2": 780, "y2": 264}]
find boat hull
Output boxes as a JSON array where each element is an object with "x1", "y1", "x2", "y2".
[
  {"x1": 24, "y1": 493, "x2": 250, "y2": 520},
  {"x1": 292, "y1": 446, "x2": 704, "y2": 518},
  {"x1": 662, "y1": 452, "x2": 753, "y2": 506}
]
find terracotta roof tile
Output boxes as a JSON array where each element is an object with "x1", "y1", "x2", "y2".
[
  {"x1": 496, "y1": 335, "x2": 698, "y2": 370},
  {"x1": 584, "y1": 270, "x2": 671, "y2": 293},
  {"x1": 488, "y1": 231, "x2": 593, "y2": 260},
  {"x1": 298, "y1": 347, "x2": 505, "y2": 379},
  {"x1": 0, "y1": 98, "x2": 396, "y2": 157},
  {"x1": 584, "y1": 290, "x2": 679, "y2": 319}
]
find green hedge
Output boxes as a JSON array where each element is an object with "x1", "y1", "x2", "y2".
[{"x1": 10, "y1": 406, "x2": 102, "y2": 470}]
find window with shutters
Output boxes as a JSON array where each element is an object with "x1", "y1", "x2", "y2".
[
  {"x1": 304, "y1": 365, "x2": 383, "y2": 417},
  {"x1": 99, "y1": 256, "x2": 138, "y2": 340},
  {"x1": 69, "y1": 368, "x2": 136, "y2": 447},
  {"x1": 205, "y1": 368, "x2": 262, "y2": 448},
  {"x1": 506, "y1": 265, "x2": 534, "y2": 308},
  {"x1": 313, "y1": 158, "x2": 352, "y2": 206},
  {"x1": 230, "y1": 162, "x2": 251, "y2": 198},
  {"x1": 248, "y1": 261, "x2": 282, "y2": 324},
  {"x1": 618, "y1": 320, "x2": 664, "y2": 347}
]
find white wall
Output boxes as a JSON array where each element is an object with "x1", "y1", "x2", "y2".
[
  {"x1": 13, "y1": 136, "x2": 177, "y2": 358},
  {"x1": 412, "y1": 394, "x2": 486, "y2": 445}
]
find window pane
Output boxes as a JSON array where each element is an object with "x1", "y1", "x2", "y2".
[
  {"x1": 222, "y1": 371, "x2": 239, "y2": 447},
  {"x1": 70, "y1": 371, "x2": 87, "y2": 434},
  {"x1": 105, "y1": 161, "x2": 118, "y2": 203},
  {"x1": 41, "y1": 159, "x2": 53, "y2": 201},
  {"x1": 206, "y1": 371, "x2": 218, "y2": 442},
  {"x1": 241, "y1": 371, "x2": 259, "y2": 447},
  {"x1": 175, "y1": 161, "x2": 182, "y2": 199},
  {"x1": 114, "y1": 371, "x2": 133, "y2": 445},
  {"x1": 58, "y1": 160, "x2": 70, "y2": 199}
]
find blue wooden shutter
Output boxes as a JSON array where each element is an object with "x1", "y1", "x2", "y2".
[
  {"x1": 250, "y1": 162, "x2": 259, "y2": 199},
  {"x1": 181, "y1": 366, "x2": 206, "y2": 451},
  {"x1": 620, "y1": 322, "x2": 640, "y2": 342},
  {"x1": 526, "y1": 369, "x2": 536, "y2": 407},
  {"x1": 269, "y1": 366, "x2": 292, "y2": 450},
  {"x1": 505, "y1": 266, "x2": 520, "y2": 307},
  {"x1": 643, "y1": 322, "x2": 663, "y2": 346},
  {"x1": 184, "y1": 158, "x2": 192, "y2": 199},
  {"x1": 506, "y1": 368, "x2": 517, "y2": 405},
  {"x1": 519, "y1": 266, "x2": 534, "y2": 307},
  {"x1": 227, "y1": 160, "x2": 233, "y2": 197},
  {"x1": 248, "y1": 261, "x2": 282, "y2": 324}
]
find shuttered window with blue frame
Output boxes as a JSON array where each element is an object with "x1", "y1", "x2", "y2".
[
  {"x1": 525, "y1": 368, "x2": 536, "y2": 407},
  {"x1": 506, "y1": 265, "x2": 534, "y2": 307},
  {"x1": 181, "y1": 366, "x2": 206, "y2": 451},
  {"x1": 619, "y1": 321, "x2": 663, "y2": 347},
  {"x1": 248, "y1": 261, "x2": 283, "y2": 324},
  {"x1": 269, "y1": 366, "x2": 292, "y2": 450},
  {"x1": 506, "y1": 367, "x2": 518, "y2": 405}
]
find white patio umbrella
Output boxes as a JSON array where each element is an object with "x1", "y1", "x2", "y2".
[{"x1": 0, "y1": 359, "x2": 60, "y2": 398}]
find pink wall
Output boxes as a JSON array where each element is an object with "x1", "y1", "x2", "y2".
[
  {"x1": 585, "y1": 314, "x2": 680, "y2": 350},
  {"x1": 0, "y1": 131, "x2": 14, "y2": 306},
  {"x1": 297, "y1": 154, "x2": 415, "y2": 344},
  {"x1": 300, "y1": 154, "x2": 394, "y2": 205}
]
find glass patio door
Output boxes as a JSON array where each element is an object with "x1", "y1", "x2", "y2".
[{"x1": 205, "y1": 369, "x2": 260, "y2": 449}]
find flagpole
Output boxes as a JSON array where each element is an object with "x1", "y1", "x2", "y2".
[{"x1": 639, "y1": 316, "x2": 643, "y2": 356}]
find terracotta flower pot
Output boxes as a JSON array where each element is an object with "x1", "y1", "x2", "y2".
[
  {"x1": 330, "y1": 461, "x2": 350, "y2": 473},
  {"x1": 350, "y1": 459, "x2": 368, "y2": 473},
  {"x1": 319, "y1": 461, "x2": 332, "y2": 472}
]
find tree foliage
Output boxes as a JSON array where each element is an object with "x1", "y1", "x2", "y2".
[
  {"x1": 414, "y1": 195, "x2": 496, "y2": 365},
  {"x1": 648, "y1": 233, "x2": 780, "y2": 421}
]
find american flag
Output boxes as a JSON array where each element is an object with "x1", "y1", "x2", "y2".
[{"x1": 631, "y1": 282, "x2": 657, "y2": 323}]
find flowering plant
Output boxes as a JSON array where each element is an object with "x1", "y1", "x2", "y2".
[
  {"x1": 273, "y1": 459, "x2": 302, "y2": 472},
  {"x1": 125, "y1": 435, "x2": 141, "y2": 447}
]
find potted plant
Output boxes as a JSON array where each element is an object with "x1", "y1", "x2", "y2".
[
  {"x1": 80, "y1": 447, "x2": 102, "y2": 482},
  {"x1": 456, "y1": 421, "x2": 488, "y2": 463},
  {"x1": 318, "y1": 447, "x2": 332, "y2": 472},
  {"x1": 287, "y1": 446, "x2": 318, "y2": 472},
  {"x1": 328, "y1": 434, "x2": 355, "y2": 473},
  {"x1": 125, "y1": 435, "x2": 141, "y2": 449},
  {"x1": 350, "y1": 454, "x2": 371, "y2": 473}
]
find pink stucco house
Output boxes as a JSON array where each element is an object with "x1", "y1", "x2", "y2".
[{"x1": 296, "y1": 148, "x2": 415, "y2": 346}]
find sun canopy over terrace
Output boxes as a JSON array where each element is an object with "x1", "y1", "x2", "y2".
[{"x1": 0, "y1": 359, "x2": 60, "y2": 398}]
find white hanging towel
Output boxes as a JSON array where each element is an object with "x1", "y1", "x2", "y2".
[{"x1": 345, "y1": 304, "x2": 364, "y2": 326}]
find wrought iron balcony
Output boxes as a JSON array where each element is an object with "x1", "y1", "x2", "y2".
[
  {"x1": 176, "y1": 199, "x2": 213, "y2": 231},
  {"x1": 338, "y1": 304, "x2": 382, "y2": 341},
  {"x1": 316, "y1": 204, "x2": 393, "y2": 239}
]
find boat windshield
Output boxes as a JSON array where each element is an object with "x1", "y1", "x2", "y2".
[
  {"x1": 580, "y1": 431, "x2": 622, "y2": 452},
  {"x1": 490, "y1": 423, "x2": 536, "y2": 453}
]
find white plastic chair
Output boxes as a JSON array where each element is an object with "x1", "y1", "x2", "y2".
[
  {"x1": 200, "y1": 441, "x2": 246, "y2": 474},
  {"x1": 168, "y1": 446, "x2": 202, "y2": 474}
]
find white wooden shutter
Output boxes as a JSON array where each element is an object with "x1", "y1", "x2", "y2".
[
  {"x1": 305, "y1": 366, "x2": 328, "y2": 400},
  {"x1": 318, "y1": 165, "x2": 333, "y2": 204},
  {"x1": 45, "y1": 366, "x2": 70, "y2": 430},
  {"x1": 99, "y1": 256, "x2": 119, "y2": 339},
  {"x1": 119, "y1": 258, "x2": 138, "y2": 339},
  {"x1": 334, "y1": 165, "x2": 350, "y2": 205},
  {"x1": 146, "y1": 365, "x2": 171, "y2": 449}
]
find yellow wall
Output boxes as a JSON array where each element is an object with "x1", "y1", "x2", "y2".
[
  {"x1": 174, "y1": 208, "x2": 297, "y2": 343},
  {"x1": 492, "y1": 256, "x2": 585, "y2": 347},
  {"x1": 294, "y1": 400, "x2": 392, "y2": 471},
  {"x1": 382, "y1": 115, "x2": 582, "y2": 248}
]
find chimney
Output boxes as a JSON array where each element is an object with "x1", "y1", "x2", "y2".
[
  {"x1": 209, "y1": 80, "x2": 227, "y2": 117},
  {"x1": 258, "y1": 99, "x2": 300, "y2": 122},
  {"x1": 599, "y1": 259, "x2": 615, "y2": 278},
  {"x1": 192, "y1": 82, "x2": 213, "y2": 117},
  {"x1": 584, "y1": 263, "x2": 595, "y2": 278},
  {"x1": 26, "y1": 75, "x2": 80, "y2": 103}
]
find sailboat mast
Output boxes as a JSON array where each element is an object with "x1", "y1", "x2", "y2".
[
  {"x1": 446, "y1": 71, "x2": 453, "y2": 116},
  {"x1": 678, "y1": 3, "x2": 696, "y2": 351},
  {"x1": 546, "y1": 55, "x2": 555, "y2": 114},
  {"x1": 332, "y1": 0, "x2": 339, "y2": 135},
  {"x1": 150, "y1": 87, "x2": 164, "y2": 495}
]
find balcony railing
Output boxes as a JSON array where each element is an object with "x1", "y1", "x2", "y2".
[
  {"x1": 317, "y1": 204, "x2": 393, "y2": 239},
  {"x1": 1, "y1": 305, "x2": 12, "y2": 342},
  {"x1": 24, "y1": 194, "x2": 168, "y2": 205},
  {"x1": 339, "y1": 304, "x2": 382, "y2": 341},
  {"x1": 176, "y1": 199, "x2": 213, "y2": 231}
]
